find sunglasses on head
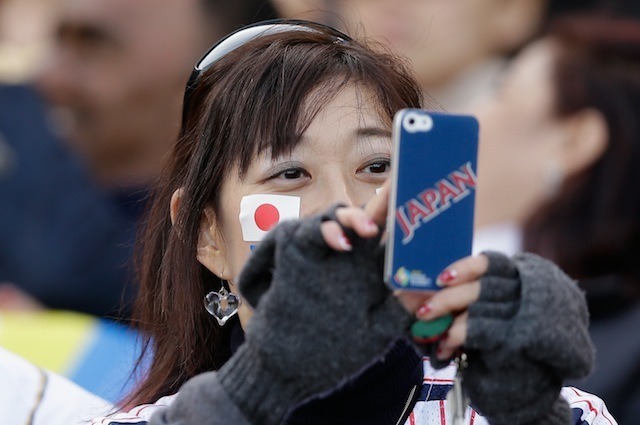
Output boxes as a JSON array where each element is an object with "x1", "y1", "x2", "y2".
[{"x1": 182, "y1": 19, "x2": 353, "y2": 122}]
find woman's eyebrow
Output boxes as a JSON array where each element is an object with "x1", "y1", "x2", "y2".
[{"x1": 355, "y1": 127, "x2": 392, "y2": 138}]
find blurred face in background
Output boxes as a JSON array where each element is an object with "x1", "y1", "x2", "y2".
[
  {"x1": 341, "y1": 0, "x2": 545, "y2": 90},
  {"x1": 36, "y1": 0, "x2": 209, "y2": 185},
  {"x1": 271, "y1": 0, "x2": 330, "y2": 21},
  {"x1": 473, "y1": 39, "x2": 572, "y2": 227}
]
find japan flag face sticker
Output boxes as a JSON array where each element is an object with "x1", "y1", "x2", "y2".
[{"x1": 239, "y1": 194, "x2": 301, "y2": 242}]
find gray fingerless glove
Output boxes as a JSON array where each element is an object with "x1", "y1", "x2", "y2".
[
  {"x1": 463, "y1": 251, "x2": 594, "y2": 425},
  {"x1": 218, "y1": 205, "x2": 413, "y2": 425}
]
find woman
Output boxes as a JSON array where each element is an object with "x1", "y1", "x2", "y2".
[
  {"x1": 473, "y1": 15, "x2": 640, "y2": 422},
  {"x1": 92, "y1": 21, "x2": 613, "y2": 424}
]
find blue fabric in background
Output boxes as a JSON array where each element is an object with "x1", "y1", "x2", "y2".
[
  {"x1": 68, "y1": 319, "x2": 146, "y2": 402},
  {"x1": 0, "y1": 84, "x2": 141, "y2": 319}
]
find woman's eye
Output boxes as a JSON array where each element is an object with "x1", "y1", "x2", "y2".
[
  {"x1": 274, "y1": 168, "x2": 307, "y2": 179},
  {"x1": 363, "y1": 160, "x2": 390, "y2": 174}
]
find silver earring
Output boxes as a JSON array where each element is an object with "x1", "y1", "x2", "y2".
[{"x1": 204, "y1": 286, "x2": 241, "y2": 326}]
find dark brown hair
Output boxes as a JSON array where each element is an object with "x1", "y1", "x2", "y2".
[
  {"x1": 523, "y1": 16, "x2": 640, "y2": 292},
  {"x1": 126, "y1": 22, "x2": 422, "y2": 405}
]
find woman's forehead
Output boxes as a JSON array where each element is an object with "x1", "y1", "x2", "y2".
[
  {"x1": 301, "y1": 82, "x2": 391, "y2": 125},
  {"x1": 248, "y1": 86, "x2": 391, "y2": 167}
]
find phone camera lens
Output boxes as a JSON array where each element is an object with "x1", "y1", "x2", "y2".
[{"x1": 403, "y1": 111, "x2": 433, "y2": 133}]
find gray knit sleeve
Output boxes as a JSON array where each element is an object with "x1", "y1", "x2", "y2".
[
  {"x1": 463, "y1": 251, "x2": 594, "y2": 425},
  {"x1": 149, "y1": 372, "x2": 251, "y2": 425},
  {"x1": 218, "y1": 205, "x2": 413, "y2": 425}
]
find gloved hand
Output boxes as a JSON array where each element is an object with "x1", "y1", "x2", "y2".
[
  {"x1": 218, "y1": 205, "x2": 413, "y2": 425},
  {"x1": 463, "y1": 251, "x2": 594, "y2": 425}
]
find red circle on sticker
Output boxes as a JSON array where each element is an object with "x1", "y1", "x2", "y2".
[{"x1": 254, "y1": 204, "x2": 280, "y2": 231}]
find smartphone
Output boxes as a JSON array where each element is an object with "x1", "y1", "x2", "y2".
[{"x1": 384, "y1": 109, "x2": 479, "y2": 291}]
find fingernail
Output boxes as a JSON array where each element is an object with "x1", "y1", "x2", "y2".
[
  {"x1": 417, "y1": 303, "x2": 432, "y2": 318},
  {"x1": 436, "y1": 268, "x2": 458, "y2": 287},
  {"x1": 365, "y1": 219, "x2": 378, "y2": 233},
  {"x1": 338, "y1": 235, "x2": 352, "y2": 251}
]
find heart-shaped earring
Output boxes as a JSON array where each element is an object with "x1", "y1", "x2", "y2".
[{"x1": 204, "y1": 286, "x2": 241, "y2": 326}]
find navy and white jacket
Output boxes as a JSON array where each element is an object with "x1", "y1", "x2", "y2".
[{"x1": 90, "y1": 357, "x2": 617, "y2": 425}]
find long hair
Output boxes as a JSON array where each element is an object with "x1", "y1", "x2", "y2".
[
  {"x1": 126, "y1": 22, "x2": 422, "y2": 405},
  {"x1": 523, "y1": 16, "x2": 640, "y2": 292}
]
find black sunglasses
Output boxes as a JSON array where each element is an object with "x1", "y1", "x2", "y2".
[{"x1": 181, "y1": 19, "x2": 353, "y2": 123}]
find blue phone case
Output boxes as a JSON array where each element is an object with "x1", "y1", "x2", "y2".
[{"x1": 384, "y1": 110, "x2": 479, "y2": 290}]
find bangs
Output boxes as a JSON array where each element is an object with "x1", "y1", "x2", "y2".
[
  {"x1": 257, "y1": 76, "x2": 398, "y2": 166},
  {"x1": 236, "y1": 69, "x2": 354, "y2": 177}
]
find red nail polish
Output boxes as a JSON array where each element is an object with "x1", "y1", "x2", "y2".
[
  {"x1": 338, "y1": 234, "x2": 352, "y2": 251},
  {"x1": 366, "y1": 219, "x2": 378, "y2": 233},
  {"x1": 417, "y1": 304, "x2": 431, "y2": 317},
  {"x1": 436, "y1": 269, "x2": 458, "y2": 286}
]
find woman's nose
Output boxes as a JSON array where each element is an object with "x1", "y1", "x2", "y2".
[{"x1": 305, "y1": 179, "x2": 361, "y2": 216}]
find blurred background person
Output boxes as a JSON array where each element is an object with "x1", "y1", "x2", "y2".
[
  {"x1": 270, "y1": 0, "x2": 343, "y2": 26},
  {"x1": 270, "y1": 0, "x2": 324, "y2": 20},
  {"x1": 472, "y1": 14, "x2": 640, "y2": 423},
  {"x1": 338, "y1": 0, "x2": 549, "y2": 113},
  {"x1": 0, "y1": 0, "x2": 145, "y2": 405},
  {"x1": 36, "y1": 0, "x2": 275, "y2": 190},
  {"x1": 0, "y1": 0, "x2": 276, "y2": 319},
  {"x1": 0, "y1": 0, "x2": 136, "y2": 317},
  {"x1": 335, "y1": 0, "x2": 638, "y2": 113},
  {"x1": 1, "y1": 0, "x2": 278, "y2": 405}
]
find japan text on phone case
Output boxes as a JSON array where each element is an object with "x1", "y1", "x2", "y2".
[{"x1": 384, "y1": 109, "x2": 479, "y2": 291}]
